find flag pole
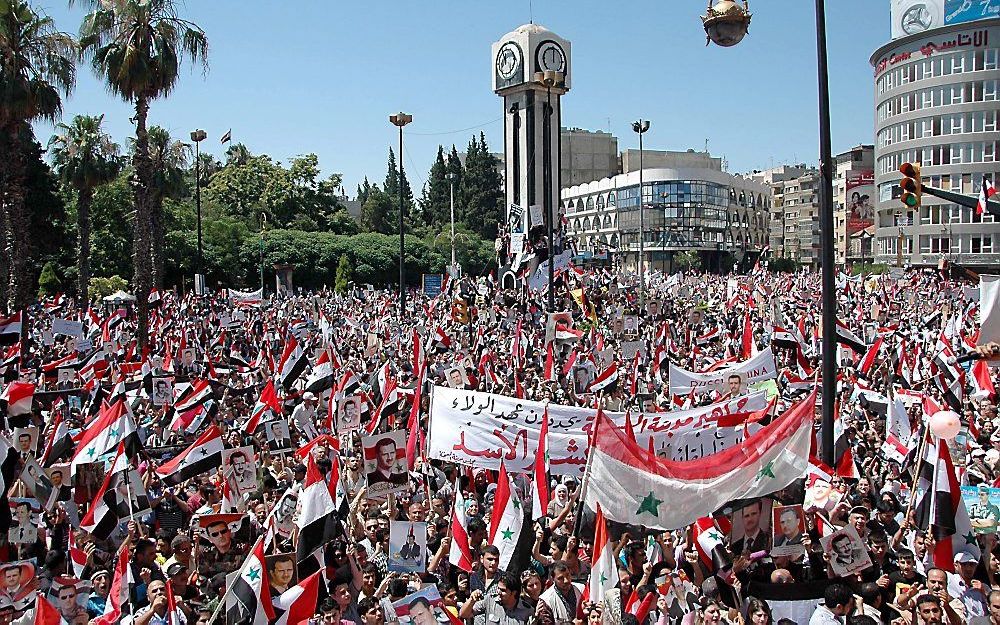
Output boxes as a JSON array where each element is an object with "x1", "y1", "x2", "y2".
[
  {"x1": 572, "y1": 397, "x2": 602, "y2": 537},
  {"x1": 904, "y1": 428, "x2": 930, "y2": 525}
]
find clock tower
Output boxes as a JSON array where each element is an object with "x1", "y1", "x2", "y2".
[{"x1": 491, "y1": 24, "x2": 571, "y2": 275}]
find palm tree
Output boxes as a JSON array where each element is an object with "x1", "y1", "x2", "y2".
[
  {"x1": 225, "y1": 142, "x2": 251, "y2": 167},
  {"x1": 76, "y1": 0, "x2": 207, "y2": 348},
  {"x1": 48, "y1": 114, "x2": 120, "y2": 304},
  {"x1": 144, "y1": 126, "x2": 190, "y2": 289},
  {"x1": 0, "y1": 0, "x2": 76, "y2": 312}
]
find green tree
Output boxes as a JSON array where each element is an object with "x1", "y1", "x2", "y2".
[
  {"x1": 356, "y1": 177, "x2": 373, "y2": 206},
  {"x1": 675, "y1": 250, "x2": 702, "y2": 272},
  {"x1": 37, "y1": 261, "x2": 61, "y2": 296},
  {"x1": 0, "y1": 0, "x2": 76, "y2": 311},
  {"x1": 48, "y1": 114, "x2": 120, "y2": 303},
  {"x1": 89, "y1": 173, "x2": 134, "y2": 280},
  {"x1": 383, "y1": 147, "x2": 413, "y2": 215},
  {"x1": 459, "y1": 133, "x2": 503, "y2": 240},
  {"x1": 334, "y1": 254, "x2": 352, "y2": 293},
  {"x1": 224, "y1": 142, "x2": 251, "y2": 166},
  {"x1": 359, "y1": 188, "x2": 395, "y2": 235},
  {"x1": 144, "y1": 126, "x2": 190, "y2": 289},
  {"x1": 77, "y1": 0, "x2": 208, "y2": 348},
  {"x1": 420, "y1": 146, "x2": 450, "y2": 228}
]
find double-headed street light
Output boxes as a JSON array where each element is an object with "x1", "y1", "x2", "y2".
[
  {"x1": 632, "y1": 120, "x2": 650, "y2": 308},
  {"x1": 703, "y1": 0, "x2": 838, "y2": 468},
  {"x1": 535, "y1": 69, "x2": 565, "y2": 313},
  {"x1": 389, "y1": 112, "x2": 412, "y2": 317}
]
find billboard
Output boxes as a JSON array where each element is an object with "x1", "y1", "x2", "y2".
[
  {"x1": 892, "y1": 0, "x2": 1000, "y2": 39},
  {"x1": 846, "y1": 171, "x2": 875, "y2": 235}
]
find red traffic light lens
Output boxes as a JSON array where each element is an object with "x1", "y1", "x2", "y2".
[
  {"x1": 900, "y1": 178, "x2": 918, "y2": 193},
  {"x1": 899, "y1": 162, "x2": 919, "y2": 178}
]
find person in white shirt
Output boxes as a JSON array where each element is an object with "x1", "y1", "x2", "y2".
[
  {"x1": 291, "y1": 391, "x2": 319, "y2": 440},
  {"x1": 809, "y1": 584, "x2": 854, "y2": 625}
]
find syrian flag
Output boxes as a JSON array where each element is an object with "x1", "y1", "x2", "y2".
[
  {"x1": 977, "y1": 175, "x2": 996, "y2": 216},
  {"x1": 246, "y1": 380, "x2": 281, "y2": 434},
  {"x1": 554, "y1": 324, "x2": 584, "y2": 342},
  {"x1": 221, "y1": 129, "x2": 232, "y2": 144},
  {"x1": 278, "y1": 339, "x2": 308, "y2": 391},
  {"x1": 0, "y1": 312, "x2": 21, "y2": 343},
  {"x1": 80, "y1": 443, "x2": 135, "y2": 540},
  {"x1": 543, "y1": 343, "x2": 557, "y2": 383},
  {"x1": 1, "y1": 381, "x2": 34, "y2": 417},
  {"x1": 304, "y1": 350, "x2": 335, "y2": 395},
  {"x1": 173, "y1": 378, "x2": 214, "y2": 414},
  {"x1": 295, "y1": 455, "x2": 340, "y2": 570},
  {"x1": 91, "y1": 542, "x2": 133, "y2": 625},
  {"x1": 835, "y1": 320, "x2": 867, "y2": 354},
  {"x1": 741, "y1": 310, "x2": 754, "y2": 360},
  {"x1": 431, "y1": 327, "x2": 452, "y2": 351},
  {"x1": 69, "y1": 532, "x2": 88, "y2": 578},
  {"x1": 693, "y1": 517, "x2": 733, "y2": 573},
  {"x1": 40, "y1": 411, "x2": 73, "y2": 465},
  {"x1": 971, "y1": 359, "x2": 996, "y2": 400},
  {"x1": 531, "y1": 407, "x2": 550, "y2": 521},
  {"x1": 34, "y1": 592, "x2": 67, "y2": 625},
  {"x1": 336, "y1": 369, "x2": 361, "y2": 398},
  {"x1": 70, "y1": 400, "x2": 136, "y2": 473},
  {"x1": 588, "y1": 362, "x2": 619, "y2": 393},
  {"x1": 449, "y1": 483, "x2": 474, "y2": 572},
  {"x1": 588, "y1": 504, "x2": 618, "y2": 603},
  {"x1": 227, "y1": 538, "x2": 276, "y2": 625},
  {"x1": 155, "y1": 425, "x2": 224, "y2": 485},
  {"x1": 584, "y1": 388, "x2": 814, "y2": 530},
  {"x1": 272, "y1": 571, "x2": 322, "y2": 625},
  {"x1": 915, "y1": 437, "x2": 981, "y2": 571},
  {"x1": 369, "y1": 380, "x2": 402, "y2": 434},
  {"x1": 488, "y1": 460, "x2": 523, "y2": 570},
  {"x1": 858, "y1": 337, "x2": 884, "y2": 378}
]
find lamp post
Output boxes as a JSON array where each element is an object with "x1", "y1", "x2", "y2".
[
  {"x1": 389, "y1": 112, "x2": 412, "y2": 317},
  {"x1": 190, "y1": 129, "x2": 207, "y2": 276},
  {"x1": 446, "y1": 172, "x2": 457, "y2": 274},
  {"x1": 260, "y1": 212, "x2": 267, "y2": 296},
  {"x1": 535, "y1": 70, "x2": 564, "y2": 313},
  {"x1": 632, "y1": 120, "x2": 650, "y2": 307}
]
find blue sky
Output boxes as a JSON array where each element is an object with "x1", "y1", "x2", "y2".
[{"x1": 36, "y1": 0, "x2": 888, "y2": 195}]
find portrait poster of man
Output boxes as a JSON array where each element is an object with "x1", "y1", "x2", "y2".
[
  {"x1": 18, "y1": 456, "x2": 52, "y2": 505},
  {"x1": 572, "y1": 365, "x2": 595, "y2": 395},
  {"x1": 725, "y1": 373, "x2": 747, "y2": 399},
  {"x1": 389, "y1": 521, "x2": 427, "y2": 573},
  {"x1": 151, "y1": 377, "x2": 174, "y2": 406},
  {"x1": 804, "y1": 474, "x2": 842, "y2": 513},
  {"x1": 265, "y1": 553, "x2": 297, "y2": 596},
  {"x1": 56, "y1": 368, "x2": 77, "y2": 389},
  {"x1": 821, "y1": 527, "x2": 872, "y2": 577},
  {"x1": 222, "y1": 446, "x2": 258, "y2": 497},
  {"x1": 73, "y1": 463, "x2": 105, "y2": 506},
  {"x1": 622, "y1": 315, "x2": 639, "y2": 336},
  {"x1": 106, "y1": 467, "x2": 152, "y2": 521},
  {"x1": 265, "y1": 419, "x2": 293, "y2": 453},
  {"x1": 362, "y1": 430, "x2": 408, "y2": 499},
  {"x1": 0, "y1": 560, "x2": 37, "y2": 604},
  {"x1": 392, "y1": 585, "x2": 448, "y2": 625},
  {"x1": 48, "y1": 576, "x2": 89, "y2": 624},
  {"x1": 770, "y1": 504, "x2": 806, "y2": 557},
  {"x1": 621, "y1": 341, "x2": 646, "y2": 362},
  {"x1": 181, "y1": 348, "x2": 197, "y2": 369},
  {"x1": 7, "y1": 499, "x2": 39, "y2": 544},
  {"x1": 646, "y1": 299, "x2": 661, "y2": 317},
  {"x1": 12, "y1": 427, "x2": 37, "y2": 459},
  {"x1": 963, "y1": 485, "x2": 1000, "y2": 534},
  {"x1": 196, "y1": 514, "x2": 251, "y2": 579},
  {"x1": 728, "y1": 498, "x2": 772, "y2": 556},
  {"x1": 337, "y1": 395, "x2": 363, "y2": 433},
  {"x1": 45, "y1": 464, "x2": 73, "y2": 508},
  {"x1": 445, "y1": 367, "x2": 468, "y2": 389},
  {"x1": 268, "y1": 492, "x2": 298, "y2": 542}
]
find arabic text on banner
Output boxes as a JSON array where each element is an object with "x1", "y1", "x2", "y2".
[{"x1": 667, "y1": 347, "x2": 777, "y2": 396}]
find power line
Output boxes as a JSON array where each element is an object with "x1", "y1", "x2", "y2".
[{"x1": 408, "y1": 116, "x2": 502, "y2": 136}]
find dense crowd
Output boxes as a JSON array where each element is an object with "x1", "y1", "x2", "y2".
[{"x1": 0, "y1": 265, "x2": 998, "y2": 625}]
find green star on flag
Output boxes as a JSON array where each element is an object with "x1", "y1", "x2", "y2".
[
  {"x1": 109, "y1": 427, "x2": 120, "y2": 438},
  {"x1": 965, "y1": 531, "x2": 977, "y2": 545},
  {"x1": 756, "y1": 461, "x2": 776, "y2": 481},
  {"x1": 512, "y1": 497, "x2": 521, "y2": 510},
  {"x1": 708, "y1": 530, "x2": 723, "y2": 542},
  {"x1": 246, "y1": 566, "x2": 261, "y2": 581},
  {"x1": 636, "y1": 491, "x2": 662, "y2": 517},
  {"x1": 501, "y1": 527, "x2": 514, "y2": 540}
]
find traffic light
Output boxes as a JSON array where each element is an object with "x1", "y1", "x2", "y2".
[
  {"x1": 899, "y1": 162, "x2": 922, "y2": 208},
  {"x1": 451, "y1": 297, "x2": 470, "y2": 324}
]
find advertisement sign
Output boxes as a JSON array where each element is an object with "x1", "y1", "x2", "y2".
[
  {"x1": 945, "y1": 0, "x2": 1000, "y2": 26},
  {"x1": 846, "y1": 171, "x2": 875, "y2": 235},
  {"x1": 421, "y1": 274, "x2": 443, "y2": 297},
  {"x1": 891, "y1": 0, "x2": 944, "y2": 39}
]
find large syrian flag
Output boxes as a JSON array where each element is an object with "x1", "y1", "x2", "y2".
[
  {"x1": 173, "y1": 378, "x2": 214, "y2": 414},
  {"x1": 488, "y1": 460, "x2": 523, "y2": 570},
  {"x1": 587, "y1": 504, "x2": 618, "y2": 603},
  {"x1": 227, "y1": 538, "x2": 276, "y2": 625},
  {"x1": 278, "y1": 339, "x2": 307, "y2": 391},
  {"x1": 155, "y1": 425, "x2": 224, "y2": 485},
  {"x1": 246, "y1": 380, "x2": 281, "y2": 434},
  {"x1": 80, "y1": 443, "x2": 148, "y2": 540},
  {"x1": 0, "y1": 381, "x2": 34, "y2": 417},
  {"x1": 449, "y1": 482, "x2": 474, "y2": 572},
  {"x1": 304, "y1": 350, "x2": 335, "y2": 395},
  {"x1": 531, "y1": 406, "x2": 550, "y2": 521},
  {"x1": 70, "y1": 399, "x2": 136, "y2": 473},
  {"x1": 588, "y1": 362, "x2": 619, "y2": 393},
  {"x1": 584, "y1": 388, "x2": 814, "y2": 530},
  {"x1": 272, "y1": 571, "x2": 322, "y2": 625},
  {"x1": 295, "y1": 455, "x2": 340, "y2": 571}
]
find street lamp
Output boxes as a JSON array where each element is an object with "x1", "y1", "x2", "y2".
[
  {"x1": 632, "y1": 120, "x2": 650, "y2": 307},
  {"x1": 190, "y1": 129, "x2": 207, "y2": 279},
  {"x1": 535, "y1": 69, "x2": 565, "y2": 313},
  {"x1": 701, "y1": 0, "x2": 752, "y2": 47},
  {"x1": 446, "y1": 172, "x2": 457, "y2": 275},
  {"x1": 389, "y1": 112, "x2": 412, "y2": 317}
]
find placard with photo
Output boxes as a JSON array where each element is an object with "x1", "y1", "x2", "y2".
[
  {"x1": 265, "y1": 419, "x2": 293, "y2": 453},
  {"x1": 337, "y1": 395, "x2": 363, "y2": 433},
  {"x1": 0, "y1": 559, "x2": 37, "y2": 605},
  {"x1": 623, "y1": 315, "x2": 639, "y2": 336},
  {"x1": 151, "y1": 377, "x2": 174, "y2": 406},
  {"x1": 444, "y1": 367, "x2": 468, "y2": 389},
  {"x1": 18, "y1": 456, "x2": 52, "y2": 504},
  {"x1": 572, "y1": 365, "x2": 595, "y2": 395},
  {"x1": 196, "y1": 514, "x2": 252, "y2": 579},
  {"x1": 389, "y1": 521, "x2": 427, "y2": 573},
  {"x1": 268, "y1": 491, "x2": 298, "y2": 542},
  {"x1": 12, "y1": 426, "x2": 38, "y2": 458},
  {"x1": 728, "y1": 498, "x2": 772, "y2": 556},
  {"x1": 56, "y1": 368, "x2": 77, "y2": 388},
  {"x1": 222, "y1": 446, "x2": 258, "y2": 496},
  {"x1": 770, "y1": 504, "x2": 806, "y2": 557},
  {"x1": 47, "y1": 576, "x2": 89, "y2": 623},
  {"x1": 45, "y1": 464, "x2": 73, "y2": 507},
  {"x1": 7, "y1": 498, "x2": 40, "y2": 544},
  {"x1": 392, "y1": 584, "x2": 448, "y2": 625},
  {"x1": 820, "y1": 526, "x2": 872, "y2": 577},
  {"x1": 265, "y1": 553, "x2": 298, "y2": 596},
  {"x1": 362, "y1": 430, "x2": 408, "y2": 499}
]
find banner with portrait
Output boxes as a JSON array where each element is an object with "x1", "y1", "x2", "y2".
[
  {"x1": 845, "y1": 171, "x2": 874, "y2": 235},
  {"x1": 428, "y1": 385, "x2": 768, "y2": 475},
  {"x1": 667, "y1": 348, "x2": 777, "y2": 396}
]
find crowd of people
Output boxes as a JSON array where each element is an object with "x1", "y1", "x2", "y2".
[{"x1": 0, "y1": 264, "x2": 998, "y2": 625}]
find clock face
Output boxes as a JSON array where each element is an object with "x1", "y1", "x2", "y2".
[
  {"x1": 536, "y1": 41, "x2": 566, "y2": 73},
  {"x1": 496, "y1": 43, "x2": 521, "y2": 80},
  {"x1": 901, "y1": 4, "x2": 933, "y2": 34}
]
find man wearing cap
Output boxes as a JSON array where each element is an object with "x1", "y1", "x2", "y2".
[
  {"x1": 950, "y1": 552, "x2": 990, "y2": 619},
  {"x1": 292, "y1": 392, "x2": 319, "y2": 440},
  {"x1": 167, "y1": 561, "x2": 199, "y2": 602},
  {"x1": 86, "y1": 570, "x2": 110, "y2": 618}
]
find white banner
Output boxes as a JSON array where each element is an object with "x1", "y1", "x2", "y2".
[
  {"x1": 229, "y1": 288, "x2": 263, "y2": 305},
  {"x1": 980, "y1": 275, "x2": 1000, "y2": 345},
  {"x1": 51, "y1": 318, "x2": 84, "y2": 339},
  {"x1": 668, "y1": 347, "x2": 777, "y2": 396},
  {"x1": 428, "y1": 386, "x2": 768, "y2": 475}
]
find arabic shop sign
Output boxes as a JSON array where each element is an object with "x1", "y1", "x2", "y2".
[
  {"x1": 427, "y1": 385, "x2": 768, "y2": 475},
  {"x1": 874, "y1": 27, "x2": 991, "y2": 77}
]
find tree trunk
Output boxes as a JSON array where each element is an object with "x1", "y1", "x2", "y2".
[
  {"x1": 0, "y1": 131, "x2": 10, "y2": 314},
  {"x1": 5, "y1": 125, "x2": 31, "y2": 312},
  {"x1": 77, "y1": 185, "x2": 93, "y2": 304},
  {"x1": 150, "y1": 191, "x2": 164, "y2": 291},
  {"x1": 132, "y1": 97, "x2": 153, "y2": 351}
]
